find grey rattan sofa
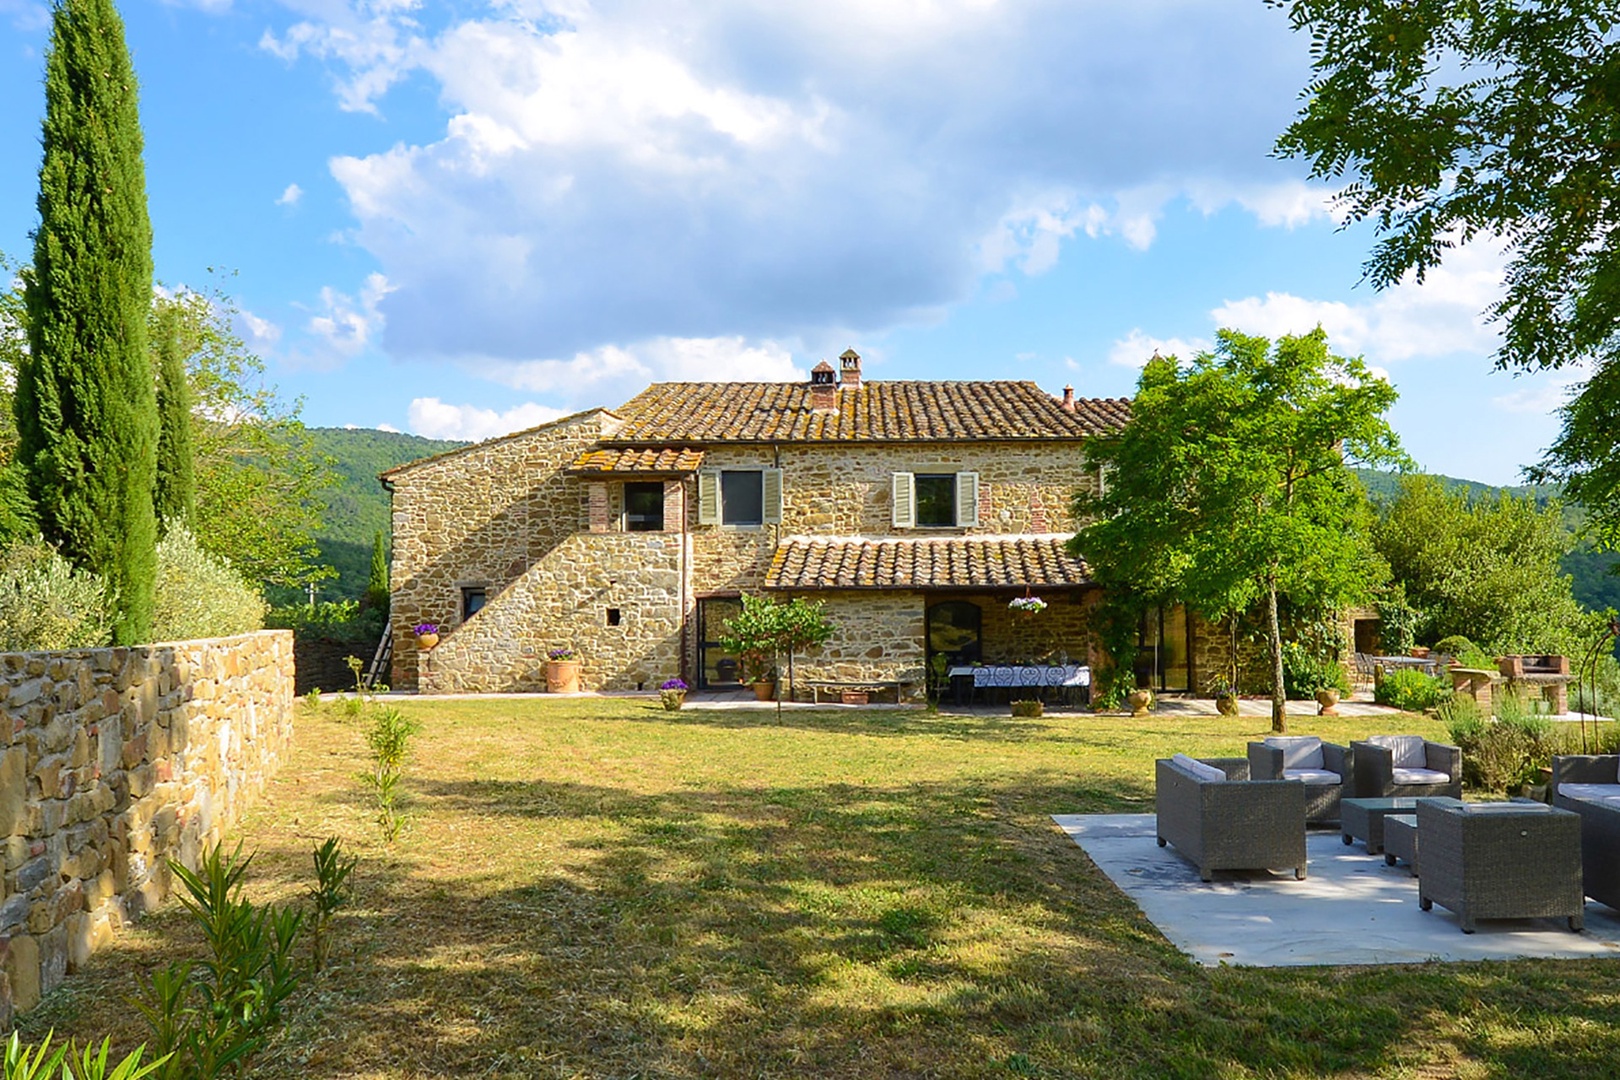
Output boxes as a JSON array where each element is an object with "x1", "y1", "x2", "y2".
[
  {"x1": 1415, "y1": 797, "x2": 1584, "y2": 933},
  {"x1": 1247, "y1": 736, "x2": 1352, "y2": 826},
  {"x1": 1351, "y1": 735, "x2": 1462, "y2": 799},
  {"x1": 1550, "y1": 754, "x2": 1620, "y2": 910},
  {"x1": 1155, "y1": 756, "x2": 1307, "y2": 882}
]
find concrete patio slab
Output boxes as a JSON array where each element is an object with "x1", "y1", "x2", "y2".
[{"x1": 1054, "y1": 812, "x2": 1620, "y2": 967}]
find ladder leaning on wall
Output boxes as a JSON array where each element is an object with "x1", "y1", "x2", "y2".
[{"x1": 363, "y1": 622, "x2": 392, "y2": 690}]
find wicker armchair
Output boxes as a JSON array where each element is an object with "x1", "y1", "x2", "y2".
[
  {"x1": 1416, "y1": 797, "x2": 1584, "y2": 933},
  {"x1": 1155, "y1": 756, "x2": 1307, "y2": 882},
  {"x1": 1549, "y1": 755, "x2": 1620, "y2": 911},
  {"x1": 1351, "y1": 735, "x2": 1462, "y2": 799},
  {"x1": 1247, "y1": 736, "x2": 1353, "y2": 826}
]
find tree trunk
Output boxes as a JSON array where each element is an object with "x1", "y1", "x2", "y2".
[{"x1": 1267, "y1": 578, "x2": 1286, "y2": 733}]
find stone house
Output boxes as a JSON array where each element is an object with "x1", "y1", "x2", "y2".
[{"x1": 384, "y1": 350, "x2": 1232, "y2": 698}]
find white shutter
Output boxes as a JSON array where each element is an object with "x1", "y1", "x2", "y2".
[
  {"x1": 892, "y1": 472, "x2": 915, "y2": 528},
  {"x1": 762, "y1": 468, "x2": 783, "y2": 524},
  {"x1": 956, "y1": 472, "x2": 980, "y2": 527},
  {"x1": 697, "y1": 470, "x2": 720, "y2": 525}
]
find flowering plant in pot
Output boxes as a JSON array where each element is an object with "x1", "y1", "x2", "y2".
[
  {"x1": 659, "y1": 677, "x2": 688, "y2": 710},
  {"x1": 545, "y1": 645, "x2": 581, "y2": 693},
  {"x1": 414, "y1": 622, "x2": 440, "y2": 650},
  {"x1": 1209, "y1": 675, "x2": 1240, "y2": 717}
]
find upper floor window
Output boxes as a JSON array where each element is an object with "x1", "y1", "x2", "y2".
[
  {"x1": 624, "y1": 482, "x2": 664, "y2": 531},
  {"x1": 697, "y1": 468, "x2": 783, "y2": 527},
  {"x1": 461, "y1": 586, "x2": 487, "y2": 620},
  {"x1": 894, "y1": 471, "x2": 979, "y2": 528}
]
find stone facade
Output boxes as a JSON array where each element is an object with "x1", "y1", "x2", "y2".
[
  {"x1": 387, "y1": 411, "x2": 1115, "y2": 695},
  {"x1": 0, "y1": 631, "x2": 294, "y2": 1025}
]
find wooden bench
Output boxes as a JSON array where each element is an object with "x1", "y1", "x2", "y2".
[{"x1": 804, "y1": 680, "x2": 911, "y2": 705}]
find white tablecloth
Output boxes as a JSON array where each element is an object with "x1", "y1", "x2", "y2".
[{"x1": 948, "y1": 664, "x2": 1091, "y2": 688}]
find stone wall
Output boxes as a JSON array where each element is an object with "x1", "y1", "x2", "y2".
[{"x1": 0, "y1": 631, "x2": 294, "y2": 1025}]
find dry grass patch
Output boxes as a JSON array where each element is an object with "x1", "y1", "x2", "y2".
[{"x1": 17, "y1": 698, "x2": 1620, "y2": 1078}]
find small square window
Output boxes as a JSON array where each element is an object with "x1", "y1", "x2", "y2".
[
  {"x1": 606, "y1": 608, "x2": 621, "y2": 627},
  {"x1": 461, "y1": 587, "x2": 487, "y2": 620},
  {"x1": 624, "y1": 482, "x2": 664, "y2": 531},
  {"x1": 915, "y1": 474, "x2": 956, "y2": 527},
  {"x1": 721, "y1": 470, "x2": 764, "y2": 526}
]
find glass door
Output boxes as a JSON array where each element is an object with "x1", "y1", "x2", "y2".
[
  {"x1": 1135, "y1": 605, "x2": 1190, "y2": 691},
  {"x1": 698, "y1": 598, "x2": 744, "y2": 688}
]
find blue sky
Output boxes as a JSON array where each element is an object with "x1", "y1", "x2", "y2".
[{"x1": 0, "y1": 0, "x2": 1580, "y2": 485}]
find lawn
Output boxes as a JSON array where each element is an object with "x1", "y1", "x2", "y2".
[{"x1": 20, "y1": 698, "x2": 1620, "y2": 1078}]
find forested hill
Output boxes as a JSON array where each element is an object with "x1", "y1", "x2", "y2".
[
  {"x1": 309, "y1": 427, "x2": 466, "y2": 602},
  {"x1": 1355, "y1": 469, "x2": 1620, "y2": 618}
]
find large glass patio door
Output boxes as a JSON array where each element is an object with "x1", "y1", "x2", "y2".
[
  {"x1": 698, "y1": 598, "x2": 744, "y2": 689},
  {"x1": 1135, "y1": 605, "x2": 1190, "y2": 691}
]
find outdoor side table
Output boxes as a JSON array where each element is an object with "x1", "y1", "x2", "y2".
[
  {"x1": 1416, "y1": 798, "x2": 1584, "y2": 934},
  {"x1": 1341, "y1": 797, "x2": 1421, "y2": 854},
  {"x1": 1382, "y1": 813, "x2": 1418, "y2": 875}
]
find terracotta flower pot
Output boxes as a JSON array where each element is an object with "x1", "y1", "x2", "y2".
[
  {"x1": 1315, "y1": 688, "x2": 1342, "y2": 716},
  {"x1": 545, "y1": 659, "x2": 581, "y2": 693},
  {"x1": 1128, "y1": 689, "x2": 1154, "y2": 717},
  {"x1": 1010, "y1": 699, "x2": 1043, "y2": 718},
  {"x1": 415, "y1": 632, "x2": 439, "y2": 651},
  {"x1": 1215, "y1": 693, "x2": 1239, "y2": 717},
  {"x1": 752, "y1": 680, "x2": 775, "y2": 702}
]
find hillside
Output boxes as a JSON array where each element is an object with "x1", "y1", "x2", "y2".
[{"x1": 306, "y1": 428, "x2": 466, "y2": 602}]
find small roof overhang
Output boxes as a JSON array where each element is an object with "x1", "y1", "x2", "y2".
[
  {"x1": 566, "y1": 446, "x2": 705, "y2": 477},
  {"x1": 764, "y1": 535, "x2": 1091, "y2": 591}
]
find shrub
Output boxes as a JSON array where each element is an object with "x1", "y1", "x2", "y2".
[
  {"x1": 1373, "y1": 667, "x2": 1445, "y2": 711},
  {"x1": 1432, "y1": 634, "x2": 1495, "y2": 670},
  {"x1": 1281, "y1": 641, "x2": 1350, "y2": 699},
  {"x1": 265, "y1": 599, "x2": 384, "y2": 644},
  {"x1": 151, "y1": 528, "x2": 267, "y2": 641},
  {"x1": 0, "y1": 539, "x2": 113, "y2": 651},
  {"x1": 1448, "y1": 695, "x2": 1557, "y2": 792}
]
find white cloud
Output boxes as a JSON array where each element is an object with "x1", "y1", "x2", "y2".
[
  {"x1": 260, "y1": 0, "x2": 1321, "y2": 364},
  {"x1": 0, "y1": 0, "x2": 49, "y2": 31},
  {"x1": 1210, "y1": 238, "x2": 1507, "y2": 364},
  {"x1": 238, "y1": 308, "x2": 282, "y2": 349},
  {"x1": 407, "y1": 397, "x2": 567, "y2": 441},
  {"x1": 1108, "y1": 329, "x2": 1210, "y2": 368},
  {"x1": 276, "y1": 183, "x2": 304, "y2": 207},
  {"x1": 307, "y1": 272, "x2": 392, "y2": 359},
  {"x1": 377, "y1": 422, "x2": 401, "y2": 432},
  {"x1": 1492, "y1": 364, "x2": 1589, "y2": 416}
]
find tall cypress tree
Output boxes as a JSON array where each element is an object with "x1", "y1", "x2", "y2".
[
  {"x1": 153, "y1": 301, "x2": 195, "y2": 533},
  {"x1": 365, "y1": 530, "x2": 389, "y2": 611},
  {"x1": 19, "y1": 0, "x2": 158, "y2": 644}
]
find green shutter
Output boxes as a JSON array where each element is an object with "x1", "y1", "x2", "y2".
[{"x1": 893, "y1": 472, "x2": 915, "y2": 529}]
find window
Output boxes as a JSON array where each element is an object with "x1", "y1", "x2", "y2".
[
  {"x1": 893, "y1": 471, "x2": 979, "y2": 528},
  {"x1": 697, "y1": 468, "x2": 783, "y2": 526},
  {"x1": 461, "y1": 586, "x2": 487, "y2": 621},
  {"x1": 624, "y1": 482, "x2": 664, "y2": 531},
  {"x1": 915, "y1": 474, "x2": 956, "y2": 527},
  {"x1": 721, "y1": 470, "x2": 764, "y2": 525}
]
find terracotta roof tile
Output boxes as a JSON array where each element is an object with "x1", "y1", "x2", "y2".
[
  {"x1": 567, "y1": 447, "x2": 705, "y2": 475},
  {"x1": 764, "y1": 536, "x2": 1091, "y2": 591},
  {"x1": 607, "y1": 381, "x2": 1129, "y2": 443}
]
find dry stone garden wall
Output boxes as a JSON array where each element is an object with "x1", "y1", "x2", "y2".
[{"x1": 0, "y1": 630, "x2": 294, "y2": 1026}]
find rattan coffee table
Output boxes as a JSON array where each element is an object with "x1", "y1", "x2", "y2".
[
  {"x1": 1416, "y1": 798, "x2": 1584, "y2": 933},
  {"x1": 1382, "y1": 813, "x2": 1418, "y2": 874},
  {"x1": 1341, "y1": 797, "x2": 1421, "y2": 854}
]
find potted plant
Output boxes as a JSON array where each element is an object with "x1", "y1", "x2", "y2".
[
  {"x1": 414, "y1": 622, "x2": 440, "y2": 650},
  {"x1": 1314, "y1": 683, "x2": 1342, "y2": 716},
  {"x1": 1210, "y1": 676, "x2": 1239, "y2": 717},
  {"x1": 545, "y1": 646, "x2": 581, "y2": 693},
  {"x1": 1010, "y1": 699, "x2": 1043, "y2": 718},
  {"x1": 745, "y1": 658, "x2": 776, "y2": 702},
  {"x1": 1128, "y1": 687, "x2": 1154, "y2": 717},
  {"x1": 658, "y1": 677, "x2": 688, "y2": 711}
]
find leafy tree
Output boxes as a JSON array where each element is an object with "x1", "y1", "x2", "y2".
[
  {"x1": 1270, "y1": 0, "x2": 1620, "y2": 548},
  {"x1": 20, "y1": 0, "x2": 158, "y2": 643},
  {"x1": 1071, "y1": 328, "x2": 1404, "y2": 731},
  {"x1": 154, "y1": 287, "x2": 333, "y2": 591},
  {"x1": 365, "y1": 530, "x2": 389, "y2": 611},
  {"x1": 719, "y1": 593, "x2": 836, "y2": 719},
  {"x1": 1371, "y1": 474, "x2": 1597, "y2": 655},
  {"x1": 152, "y1": 300, "x2": 195, "y2": 533}
]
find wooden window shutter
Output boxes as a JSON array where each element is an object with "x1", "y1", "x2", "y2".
[
  {"x1": 956, "y1": 472, "x2": 980, "y2": 527},
  {"x1": 762, "y1": 468, "x2": 783, "y2": 524},
  {"x1": 892, "y1": 472, "x2": 915, "y2": 528},
  {"x1": 697, "y1": 470, "x2": 720, "y2": 525}
]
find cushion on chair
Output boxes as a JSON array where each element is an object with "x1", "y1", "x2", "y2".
[
  {"x1": 1281, "y1": 768, "x2": 1342, "y2": 785},
  {"x1": 1171, "y1": 753, "x2": 1226, "y2": 783},
  {"x1": 1391, "y1": 766, "x2": 1451, "y2": 785},
  {"x1": 1368, "y1": 734, "x2": 1427, "y2": 768},
  {"x1": 1263, "y1": 735, "x2": 1324, "y2": 770},
  {"x1": 1558, "y1": 782, "x2": 1620, "y2": 808}
]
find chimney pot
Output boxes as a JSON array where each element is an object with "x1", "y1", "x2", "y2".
[
  {"x1": 1061, "y1": 385, "x2": 1075, "y2": 412},
  {"x1": 810, "y1": 360, "x2": 837, "y2": 411},
  {"x1": 839, "y1": 348, "x2": 862, "y2": 389}
]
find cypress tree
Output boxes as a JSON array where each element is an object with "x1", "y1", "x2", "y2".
[
  {"x1": 19, "y1": 0, "x2": 158, "y2": 644},
  {"x1": 366, "y1": 530, "x2": 390, "y2": 611},
  {"x1": 153, "y1": 302, "x2": 195, "y2": 533}
]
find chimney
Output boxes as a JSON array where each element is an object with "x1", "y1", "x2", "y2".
[
  {"x1": 839, "y1": 348, "x2": 862, "y2": 389},
  {"x1": 810, "y1": 360, "x2": 837, "y2": 411},
  {"x1": 1061, "y1": 386, "x2": 1076, "y2": 413}
]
